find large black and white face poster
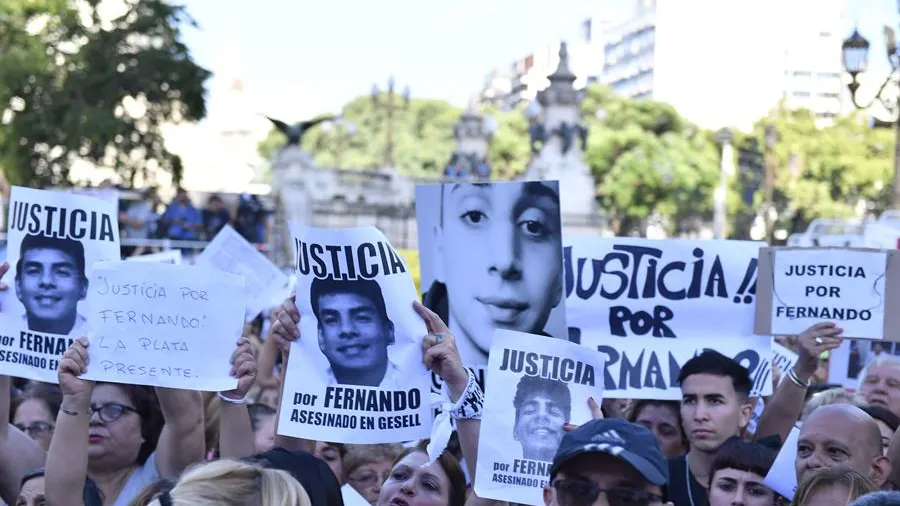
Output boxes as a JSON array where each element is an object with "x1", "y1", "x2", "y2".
[
  {"x1": 415, "y1": 180, "x2": 567, "y2": 388},
  {"x1": 277, "y1": 224, "x2": 432, "y2": 444},
  {"x1": 0, "y1": 186, "x2": 120, "y2": 382},
  {"x1": 474, "y1": 329, "x2": 605, "y2": 506}
]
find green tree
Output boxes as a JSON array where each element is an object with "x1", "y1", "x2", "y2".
[
  {"x1": 258, "y1": 95, "x2": 462, "y2": 177},
  {"x1": 0, "y1": 0, "x2": 209, "y2": 187},
  {"x1": 750, "y1": 108, "x2": 894, "y2": 234},
  {"x1": 580, "y1": 85, "x2": 721, "y2": 236},
  {"x1": 483, "y1": 106, "x2": 530, "y2": 180}
]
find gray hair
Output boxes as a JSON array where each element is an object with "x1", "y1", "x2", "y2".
[
  {"x1": 858, "y1": 354, "x2": 900, "y2": 390},
  {"x1": 849, "y1": 491, "x2": 900, "y2": 506}
]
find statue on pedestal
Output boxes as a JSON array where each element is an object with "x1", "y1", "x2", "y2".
[
  {"x1": 265, "y1": 115, "x2": 335, "y2": 146},
  {"x1": 446, "y1": 104, "x2": 496, "y2": 179}
]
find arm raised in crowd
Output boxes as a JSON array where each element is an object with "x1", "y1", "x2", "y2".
[
  {"x1": 218, "y1": 338, "x2": 258, "y2": 459},
  {"x1": 753, "y1": 322, "x2": 843, "y2": 443},
  {"x1": 154, "y1": 386, "x2": 204, "y2": 478}
]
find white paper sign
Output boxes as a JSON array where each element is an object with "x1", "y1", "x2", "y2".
[
  {"x1": 195, "y1": 225, "x2": 289, "y2": 320},
  {"x1": 763, "y1": 425, "x2": 800, "y2": 500},
  {"x1": 772, "y1": 342, "x2": 799, "y2": 380},
  {"x1": 770, "y1": 249, "x2": 887, "y2": 340},
  {"x1": 0, "y1": 186, "x2": 121, "y2": 382},
  {"x1": 277, "y1": 225, "x2": 432, "y2": 444},
  {"x1": 564, "y1": 237, "x2": 764, "y2": 345},
  {"x1": 126, "y1": 250, "x2": 183, "y2": 264},
  {"x1": 474, "y1": 329, "x2": 606, "y2": 506},
  {"x1": 585, "y1": 331, "x2": 773, "y2": 399},
  {"x1": 414, "y1": 180, "x2": 567, "y2": 393},
  {"x1": 82, "y1": 261, "x2": 245, "y2": 390}
]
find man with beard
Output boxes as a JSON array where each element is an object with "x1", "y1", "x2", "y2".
[
  {"x1": 14, "y1": 233, "x2": 88, "y2": 335},
  {"x1": 513, "y1": 375, "x2": 570, "y2": 462}
]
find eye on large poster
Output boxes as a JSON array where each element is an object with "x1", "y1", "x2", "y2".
[
  {"x1": 0, "y1": 187, "x2": 120, "y2": 382},
  {"x1": 564, "y1": 236, "x2": 763, "y2": 345},
  {"x1": 474, "y1": 329, "x2": 605, "y2": 506},
  {"x1": 415, "y1": 180, "x2": 568, "y2": 389},
  {"x1": 277, "y1": 224, "x2": 432, "y2": 444}
]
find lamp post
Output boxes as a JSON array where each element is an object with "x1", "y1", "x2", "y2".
[
  {"x1": 763, "y1": 124, "x2": 778, "y2": 243},
  {"x1": 371, "y1": 76, "x2": 410, "y2": 168},
  {"x1": 714, "y1": 129, "x2": 734, "y2": 239},
  {"x1": 842, "y1": 22, "x2": 900, "y2": 207},
  {"x1": 321, "y1": 117, "x2": 356, "y2": 169}
]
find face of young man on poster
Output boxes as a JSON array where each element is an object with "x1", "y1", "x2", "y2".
[
  {"x1": 515, "y1": 393, "x2": 567, "y2": 462},
  {"x1": 316, "y1": 290, "x2": 394, "y2": 385},
  {"x1": 15, "y1": 246, "x2": 87, "y2": 334},
  {"x1": 434, "y1": 181, "x2": 563, "y2": 358}
]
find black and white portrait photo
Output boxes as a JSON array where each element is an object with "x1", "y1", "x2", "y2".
[
  {"x1": 513, "y1": 375, "x2": 570, "y2": 462},
  {"x1": 415, "y1": 180, "x2": 567, "y2": 367},
  {"x1": 310, "y1": 277, "x2": 399, "y2": 388},
  {"x1": 15, "y1": 233, "x2": 89, "y2": 335}
]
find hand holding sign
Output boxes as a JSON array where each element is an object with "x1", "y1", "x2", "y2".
[
  {"x1": 415, "y1": 301, "x2": 467, "y2": 397},
  {"x1": 222, "y1": 337, "x2": 257, "y2": 400},
  {"x1": 795, "y1": 322, "x2": 844, "y2": 382},
  {"x1": 0, "y1": 261, "x2": 9, "y2": 294},
  {"x1": 563, "y1": 397, "x2": 603, "y2": 432},
  {"x1": 59, "y1": 337, "x2": 93, "y2": 398},
  {"x1": 271, "y1": 294, "x2": 300, "y2": 355}
]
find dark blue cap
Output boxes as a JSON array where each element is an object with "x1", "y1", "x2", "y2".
[{"x1": 549, "y1": 418, "x2": 669, "y2": 486}]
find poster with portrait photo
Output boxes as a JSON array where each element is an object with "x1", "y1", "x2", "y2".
[
  {"x1": 828, "y1": 338, "x2": 900, "y2": 387},
  {"x1": 277, "y1": 224, "x2": 432, "y2": 444},
  {"x1": 415, "y1": 180, "x2": 567, "y2": 391},
  {"x1": 474, "y1": 329, "x2": 605, "y2": 506},
  {"x1": 0, "y1": 186, "x2": 120, "y2": 382}
]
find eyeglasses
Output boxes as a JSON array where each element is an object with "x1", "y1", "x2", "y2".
[
  {"x1": 89, "y1": 403, "x2": 138, "y2": 423},
  {"x1": 552, "y1": 479, "x2": 664, "y2": 506},
  {"x1": 14, "y1": 421, "x2": 54, "y2": 437},
  {"x1": 348, "y1": 472, "x2": 389, "y2": 488}
]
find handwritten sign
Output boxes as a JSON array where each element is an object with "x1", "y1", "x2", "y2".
[
  {"x1": 564, "y1": 237, "x2": 763, "y2": 344},
  {"x1": 579, "y1": 330, "x2": 773, "y2": 400},
  {"x1": 82, "y1": 261, "x2": 245, "y2": 390},
  {"x1": 763, "y1": 425, "x2": 800, "y2": 500},
  {"x1": 195, "y1": 224, "x2": 289, "y2": 320},
  {"x1": 414, "y1": 180, "x2": 568, "y2": 396},
  {"x1": 277, "y1": 225, "x2": 432, "y2": 444},
  {"x1": 0, "y1": 186, "x2": 120, "y2": 382},
  {"x1": 756, "y1": 247, "x2": 900, "y2": 341},
  {"x1": 474, "y1": 329, "x2": 605, "y2": 506},
  {"x1": 126, "y1": 250, "x2": 182, "y2": 264}
]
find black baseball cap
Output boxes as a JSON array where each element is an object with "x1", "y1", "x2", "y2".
[{"x1": 549, "y1": 418, "x2": 669, "y2": 486}]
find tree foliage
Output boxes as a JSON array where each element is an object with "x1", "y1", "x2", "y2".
[{"x1": 0, "y1": 0, "x2": 210, "y2": 187}]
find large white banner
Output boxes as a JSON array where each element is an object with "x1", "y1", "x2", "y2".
[
  {"x1": 415, "y1": 180, "x2": 568, "y2": 391},
  {"x1": 564, "y1": 237, "x2": 763, "y2": 345},
  {"x1": 474, "y1": 329, "x2": 606, "y2": 506},
  {"x1": 0, "y1": 187, "x2": 120, "y2": 382},
  {"x1": 584, "y1": 330, "x2": 773, "y2": 399},
  {"x1": 277, "y1": 225, "x2": 432, "y2": 444},
  {"x1": 82, "y1": 261, "x2": 245, "y2": 390}
]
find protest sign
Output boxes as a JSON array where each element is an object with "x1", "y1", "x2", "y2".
[
  {"x1": 564, "y1": 237, "x2": 763, "y2": 345},
  {"x1": 756, "y1": 247, "x2": 900, "y2": 341},
  {"x1": 763, "y1": 425, "x2": 800, "y2": 501},
  {"x1": 82, "y1": 261, "x2": 245, "y2": 390},
  {"x1": 580, "y1": 329, "x2": 773, "y2": 399},
  {"x1": 415, "y1": 180, "x2": 567, "y2": 393},
  {"x1": 0, "y1": 186, "x2": 120, "y2": 382},
  {"x1": 748, "y1": 342, "x2": 799, "y2": 433},
  {"x1": 474, "y1": 329, "x2": 605, "y2": 506},
  {"x1": 66, "y1": 187, "x2": 120, "y2": 206},
  {"x1": 277, "y1": 225, "x2": 432, "y2": 444},
  {"x1": 126, "y1": 250, "x2": 183, "y2": 264},
  {"x1": 195, "y1": 224, "x2": 289, "y2": 320},
  {"x1": 828, "y1": 338, "x2": 900, "y2": 387}
]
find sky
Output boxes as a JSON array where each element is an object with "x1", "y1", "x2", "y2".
[{"x1": 178, "y1": 0, "x2": 898, "y2": 125}]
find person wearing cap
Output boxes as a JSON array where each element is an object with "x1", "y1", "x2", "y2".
[{"x1": 544, "y1": 418, "x2": 672, "y2": 506}]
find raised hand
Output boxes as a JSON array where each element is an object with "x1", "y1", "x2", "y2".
[
  {"x1": 795, "y1": 322, "x2": 843, "y2": 382},
  {"x1": 414, "y1": 301, "x2": 467, "y2": 396},
  {"x1": 270, "y1": 293, "x2": 300, "y2": 355},
  {"x1": 222, "y1": 337, "x2": 257, "y2": 400},
  {"x1": 563, "y1": 396, "x2": 603, "y2": 432},
  {"x1": 58, "y1": 337, "x2": 94, "y2": 398}
]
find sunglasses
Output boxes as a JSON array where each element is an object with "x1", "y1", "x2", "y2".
[{"x1": 553, "y1": 479, "x2": 664, "y2": 506}]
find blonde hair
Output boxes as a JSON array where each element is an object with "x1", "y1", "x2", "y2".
[
  {"x1": 791, "y1": 466, "x2": 876, "y2": 506},
  {"x1": 801, "y1": 387, "x2": 866, "y2": 420},
  {"x1": 202, "y1": 392, "x2": 221, "y2": 456},
  {"x1": 147, "y1": 459, "x2": 310, "y2": 506}
]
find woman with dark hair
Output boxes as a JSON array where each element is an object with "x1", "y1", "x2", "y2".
[
  {"x1": 45, "y1": 336, "x2": 252, "y2": 506},
  {"x1": 11, "y1": 383, "x2": 62, "y2": 450},
  {"x1": 378, "y1": 440, "x2": 467, "y2": 506},
  {"x1": 16, "y1": 468, "x2": 102, "y2": 506},
  {"x1": 860, "y1": 404, "x2": 900, "y2": 455},
  {"x1": 626, "y1": 399, "x2": 687, "y2": 459},
  {"x1": 707, "y1": 438, "x2": 785, "y2": 506}
]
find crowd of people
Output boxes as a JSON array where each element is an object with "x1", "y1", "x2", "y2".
[{"x1": 4, "y1": 259, "x2": 900, "y2": 506}]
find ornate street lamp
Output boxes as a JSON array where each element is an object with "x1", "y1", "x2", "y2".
[
  {"x1": 321, "y1": 117, "x2": 357, "y2": 169},
  {"x1": 371, "y1": 76, "x2": 410, "y2": 168},
  {"x1": 842, "y1": 23, "x2": 900, "y2": 207}
]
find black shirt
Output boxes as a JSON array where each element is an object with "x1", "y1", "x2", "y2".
[{"x1": 665, "y1": 456, "x2": 708, "y2": 506}]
